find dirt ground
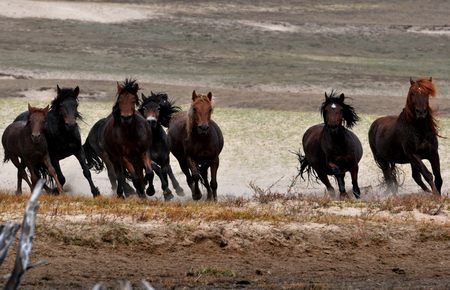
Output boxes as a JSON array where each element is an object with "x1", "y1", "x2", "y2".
[{"x1": 0, "y1": 0, "x2": 450, "y2": 289}]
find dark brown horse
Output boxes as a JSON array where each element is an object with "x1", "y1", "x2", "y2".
[
  {"x1": 2, "y1": 105, "x2": 63, "y2": 194},
  {"x1": 298, "y1": 91, "x2": 362, "y2": 198},
  {"x1": 369, "y1": 77, "x2": 442, "y2": 195},
  {"x1": 168, "y1": 91, "x2": 224, "y2": 201},
  {"x1": 102, "y1": 79, "x2": 154, "y2": 198}
]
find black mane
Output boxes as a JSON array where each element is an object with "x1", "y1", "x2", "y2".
[
  {"x1": 51, "y1": 86, "x2": 82, "y2": 120},
  {"x1": 140, "y1": 91, "x2": 181, "y2": 127},
  {"x1": 320, "y1": 90, "x2": 359, "y2": 129},
  {"x1": 112, "y1": 79, "x2": 140, "y2": 123}
]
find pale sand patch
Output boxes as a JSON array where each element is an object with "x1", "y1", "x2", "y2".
[{"x1": 0, "y1": 0, "x2": 161, "y2": 23}]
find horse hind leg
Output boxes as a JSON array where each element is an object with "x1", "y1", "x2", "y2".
[
  {"x1": 200, "y1": 164, "x2": 213, "y2": 201},
  {"x1": 317, "y1": 172, "x2": 336, "y2": 198},
  {"x1": 377, "y1": 160, "x2": 398, "y2": 195}
]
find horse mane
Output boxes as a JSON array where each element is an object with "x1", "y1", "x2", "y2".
[
  {"x1": 187, "y1": 94, "x2": 214, "y2": 137},
  {"x1": 404, "y1": 77, "x2": 439, "y2": 136},
  {"x1": 112, "y1": 78, "x2": 140, "y2": 123},
  {"x1": 50, "y1": 86, "x2": 82, "y2": 120},
  {"x1": 139, "y1": 92, "x2": 181, "y2": 127},
  {"x1": 320, "y1": 90, "x2": 359, "y2": 129}
]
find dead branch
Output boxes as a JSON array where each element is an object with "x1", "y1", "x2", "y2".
[{"x1": 0, "y1": 223, "x2": 20, "y2": 267}]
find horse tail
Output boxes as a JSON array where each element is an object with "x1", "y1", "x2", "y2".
[
  {"x1": 3, "y1": 151, "x2": 10, "y2": 163},
  {"x1": 83, "y1": 141, "x2": 104, "y2": 173},
  {"x1": 295, "y1": 150, "x2": 318, "y2": 182}
]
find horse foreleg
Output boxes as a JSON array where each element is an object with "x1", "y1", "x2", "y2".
[
  {"x1": 411, "y1": 165, "x2": 430, "y2": 192},
  {"x1": 112, "y1": 161, "x2": 125, "y2": 198},
  {"x1": 43, "y1": 155, "x2": 64, "y2": 195},
  {"x1": 75, "y1": 149, "x2": 100, "y2": 197},
  {"x1": 159, "y1": 163, "x2": 174, "y2": 201},
  {"x1": 122, "y1": 157, "x2": 145, "y2": 198},
  {"x1": 167, "y1": 165, "x2": 184, "y2": 196},
  {"x1": 51, "y1": 157, "x2": 65, "y2": 186},
  {"x1": 187, "y1": 157, "x2": 202, "y2": 201},
  {"x1": 142, "y1": 151, "x2": 155, "y2": 197},
  {"x1": 409, "y1": 154, "x2": 438, "y2": 195},
  {"x1": 10, "y1": 156, "x2": 29, "y2": 194},
  {"x1": 328, "y1": 162, "x2": 346, "y2": 198},
  {"x1": 350, "y1": 165, "x2": 361, "y2": 199},
  {"x1": 429, "y1": 153, "x2": 442, "y2": 195},
  {"x1": 210, "y1": 158, "x2": 220, "y2": 201}
]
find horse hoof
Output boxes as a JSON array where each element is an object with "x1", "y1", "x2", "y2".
[
  {"x1": 192, "y1": 193, "x2": 202, "y2": 201},
  {"x1": 353, "y1": 191, "x2": 361, "y2": 199},
  {"x1": 175, "y1": 187, "x2": 185, "y2": 196},
  {"x1": 164, "y1": 191, "x2": 174, "y2": 201},
  {"x1": 92, "y1": 187, "x2": 100, "y2": 197},
  {"x1": 146, "y1": 186, "x2": 156, "y2": 196}
]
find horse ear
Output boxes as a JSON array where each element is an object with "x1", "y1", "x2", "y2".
[
  {"x1": 151, "y1": 91, "x2": 155, "y2": 97},
  {"x1": 339, "y1": 93, "x2": 345, "y2": 102},
  {"x1": 116, "y1": 82, "x2": 122, "y2": 94},
  {"x1": 324, "y1": 92, "x2": 328, "y2": 100},
  {"x1": 429, "y1": 77, "x2": 433, "y2": 82},
  {"x1": 28, "y1": 103, "x2": 32, "y2": 113},
  {"x1": 141, "y1": 93, "x2": 147, "y2": 101},
  {"x1": 207, "y1": 92, "x2": 212, "y2": 101},
  {"x1": 410, "y1": 77, "x2": 415, "y2": 85},
  {"x1": 73, "y1": 86, "x2": 79, "y2": 97},
  {"x1": 57, "y1": 85, "x2": 61, "y2": 94},
  {"x1": 192, "y1": 90, "x2": 197, "y2": 101}
]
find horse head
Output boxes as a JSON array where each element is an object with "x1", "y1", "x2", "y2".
[
  {"x1": 28, "y1": 104, "x2": 49, "y2": 144},
  {"x1": 189, "y1": 90, "x2": 213, "y2": 135},
  {"x1": 140, "y1": 93, "x2": 160, "y2": 128},
  {"x1": 52, "y1": 85, "x2": 81, "y2": 130},
  {"x1": 113, "y1": 79, "x2": 140, "y2": 125},
  {"x1": 407, "y1": 77, "x2": 436, "y2": 120},
  {"x1": 321, "y1": 90, "x2": 359, "y2": 133}
]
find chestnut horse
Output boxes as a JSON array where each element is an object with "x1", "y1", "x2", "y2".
[
  {"x1": 102, "y1": 79, "x2": 154, "y2": 198},
  {"x1": 298, "y1": 91, "x2": 362, "y2": 198},
  {"x1": 369, "y1": 77, "x2": 442, "y2": 195},
  {"x1": 139, "y1": 92, "x2": 184, "y2": 199},
  {"x1": 2, "y1": 105, "x2": 63, "y2": 194},
  {"x1": 168, "y1": 91, "x2": 224, "y2": 201}
]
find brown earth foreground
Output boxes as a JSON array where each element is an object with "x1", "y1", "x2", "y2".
[{"x1": 0, "y1": 193, "x2": 449, "y2": 289}]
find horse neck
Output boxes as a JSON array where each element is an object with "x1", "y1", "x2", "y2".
[
  {"x1": 399, "y1": 110, "x2": 433, "y2": 135},
  {"x1": 321, "y1": 125, "x2": 346, "y2": 150}
]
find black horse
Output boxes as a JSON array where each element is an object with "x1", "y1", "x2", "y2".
[
  {"x1": 139, "y1": 92, "x2": 184, "y2": 199},
  {"x1": 298, "y1": 91, "x2": 362, "y2": 199},
  {"x1": 14, "y1": 86, "x2": 100, "y2": 197}
]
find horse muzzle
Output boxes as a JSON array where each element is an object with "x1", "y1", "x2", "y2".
[
  {"x1": 197, "y1": 124, "x2": 209, "y2": 135},
  {"x1": 31, "y1": 134, "x2": 42, "y2": 144},
  {"x1": 146, "y1": 116, "x2": 158, "y2": 128}
]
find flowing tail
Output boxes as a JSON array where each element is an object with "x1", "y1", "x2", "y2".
[
  {"x1": 295, "y1": 150, "x2": 318, "y2": 182},
  {"x1": 83, "y1": 141, "x2": 104, "y2": 173}
]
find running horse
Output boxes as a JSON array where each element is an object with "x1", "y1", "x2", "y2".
[
  {"x1": 101, "y1": 79, "x2": 154, "y2": 198},
  {"x1": 139, "y1": 92, "x2": 184, "y2": 199},
  {"x1": 298, "y1": 91, "x2": 362, "y2": 198},
  {"x1": 369, "y1": 77, "x2": 442, "y2": 195},
  {"x1": 168, "y1": 91, "x2": 224, "y2": 201},
  {"x1": 14, "y1": 86, "x2": 99, "y2": 197},
  {"x1": 3, "y1": 105, "x2": 63, "y2": 194}
]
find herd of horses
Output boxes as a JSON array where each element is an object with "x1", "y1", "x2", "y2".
[{"x1": 1, "y1": 77, "x2": 443, "y2": 201}]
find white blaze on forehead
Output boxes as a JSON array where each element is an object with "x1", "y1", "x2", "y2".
[
  {"x1": 147, "y1": 116, "x2": 157, "y2": 122},
  {"x1": 331, "y1": 103, "x2": 337, "y2": 109}
]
